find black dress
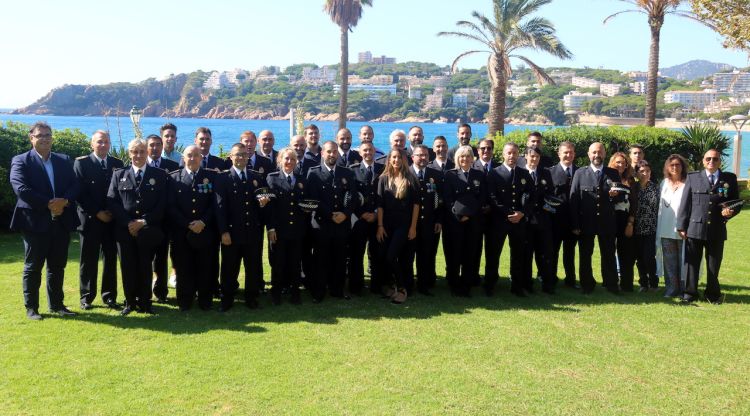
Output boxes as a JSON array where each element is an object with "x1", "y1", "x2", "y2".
[{"x1": 377, "y1": 175, "x2": 418, "y2": 290}]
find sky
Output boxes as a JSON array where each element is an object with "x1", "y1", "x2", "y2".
[{"x1": 1, "y1": 0, "x2": 747, "y2": 108}]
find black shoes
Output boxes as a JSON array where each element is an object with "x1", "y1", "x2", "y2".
[
  {"x1": 104, "y1": 300, "x2": 121, "y2": 311},
  {"x1": 271, "y1": 294, "x2": 282, "y2": 306},
  {"x1": 51, "y1": 306, "x2": 77, "y2": 316},
  {"x1": 290, "y1": 292, "x2": 302, "y2": 305},
  {"x1": 80, "y1": 302, "x2": 93, "y2": 310},
  {"x1": 120, "y1": 306, "x2": 134, "y2": 316},
  {"x1": 26, "y1": 308, "x2": 43, "y2": 320}
]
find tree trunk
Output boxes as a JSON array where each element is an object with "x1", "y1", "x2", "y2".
[
  {"x1": 338, "y1": 25, "x2": 349, "y2": 130},
  {"x1": 487, "y1": 55, "x2": 507, "y2": 137},
  {"x1": 645, "y1": 21, "x2": 661, "y2": 127}
]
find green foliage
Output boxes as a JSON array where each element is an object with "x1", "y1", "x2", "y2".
[{"x1": 679, "y1": 123, "x2": 732, "y2": 170}]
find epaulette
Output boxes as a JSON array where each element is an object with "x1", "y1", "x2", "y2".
[
  {"x1": 267, "y1": 171, "x2": 281, "y2": 177},
  {"x1": 110, "y1": 156, "x2": 123, "y2": 162},
  {"x1": 349, "y1": 162, "x2": 362, "y2": 169},
  {"x1": 168, "y1": 169, "x2": 182, "y2": 175},
  {"x1": 113, "y1": 166, "x2": 127, "y2": 172},
  {"x1": 309, "y1": 165, "x2": 322, "y2": 171},
  {"x1": 76, "y1": 155, "x2": 87, "y2": 160}
]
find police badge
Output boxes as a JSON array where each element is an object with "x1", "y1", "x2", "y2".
[
  {"x1": 253, "y1": 179, "x2": 258, "y2": 187},
  {"x1": 521, "y1": 178, "x2": 526, "y2": 185},
  {"x1": 149, "y1": 178, "x2": 156, "y2": 185}
]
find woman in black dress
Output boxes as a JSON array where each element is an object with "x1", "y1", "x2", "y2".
[
  {"x1": 608, "y1": 151, "x2": 639, "y2": 292},
  {"x1": 633, "y1": 159, "x2": 660, "y2": 291},
  {"x1": 376, "y1": 149, "x2": 419, "y2": 304}
]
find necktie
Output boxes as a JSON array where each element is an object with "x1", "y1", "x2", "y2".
[
  {"x1": 463, "y1": 171, "x2": 469, "y2": 181},
  {"x1": 189, "y1": 172, "x2": 195, "y2": 183},
  {"x1": 248, "y1": 159, "x2": 254, "y2": 171},
  {"x1": 287, "y1": 175, "x2": 293, "y2": 186},
  {"x1": 596, "y1": 169, "x2": 602, "y2": 182},
  {"x1": 531, "y1": 171, "x2": 537, "y2": 183},
  {"x1": 365, "y1": 166, "x2": 373, "y2": 183},
  {"x1": 485, "y1": 163, "x2": 490, "y2": 173},
  {"x1": 135, "y1": 170, "x2": 142, "y2": 186},
  {"x1": 100, "y1": 159, "x2": 106, "y2": 170},
  {"x1": 152, "y1": 159, "x2": 159, "y2": 169},
  {"x1": 710, "y1": 174, "x2": 716, "y2": 186},
  {"x1": 240, "y1": 170, "x2": 246, "y2": 181},
  {"x1": 201, "y1": 156, "x2": 208, "y2": 169},
  {"x1": 418, "y1": 170, "x2": 424, "y2": 180},
  {"x1": 566, "y1": 167, "x2": 571, "y2": 178}
]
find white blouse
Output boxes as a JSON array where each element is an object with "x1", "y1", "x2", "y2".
[{"x1": 656, "y1": 179, "x2": 685, "y2": 239}]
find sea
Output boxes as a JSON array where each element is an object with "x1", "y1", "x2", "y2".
[{"x1": 2, "y1": 114, "x2": 748, "y2": 175}]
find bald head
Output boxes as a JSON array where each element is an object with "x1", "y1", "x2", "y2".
[{"x1": 588, "y1": 142, "x2": 606, "y2": 167}]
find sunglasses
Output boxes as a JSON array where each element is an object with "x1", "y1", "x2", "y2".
[{"x1": 704, "y1": 157, "x2": 720, "y2": 162}]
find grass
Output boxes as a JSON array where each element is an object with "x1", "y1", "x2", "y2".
[{"x1": 1, "y1": 206, "x2": 749, "y2": 415}]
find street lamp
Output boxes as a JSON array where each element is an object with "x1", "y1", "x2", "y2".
[
  {"x1": 129, "y1": 105, "x2": 143, "y2": 140},
  {"x1": 728, "y1": 113, "x2": 748, "y2": 177}
]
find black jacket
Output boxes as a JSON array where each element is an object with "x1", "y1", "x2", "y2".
[
  {"x1": 215, "y1": 168, "x2": 267, "y2": 243},
  {"x1": 74, "y1": 154, "x2": 124, "y2": 232},
  {"x1": 569, "y1": 166, "x2": 621, "y2": 236},
  {"x1": 677, "y1": 170, "x2": 739, "y2": 241}
]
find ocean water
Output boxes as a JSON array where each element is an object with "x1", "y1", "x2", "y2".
[{"x1": 2, "y1": 114, "x2": 748, "y2": 175}]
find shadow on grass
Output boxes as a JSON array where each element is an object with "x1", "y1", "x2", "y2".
[{"x1": 51, "y1": 277, "x2": 750, "y2": 334}]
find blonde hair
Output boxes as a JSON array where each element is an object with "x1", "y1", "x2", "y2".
[{"x1": 383, "y1": 149, "x2": 413, "y2": 199}]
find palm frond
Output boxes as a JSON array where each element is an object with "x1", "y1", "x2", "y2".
[
  {"x1": 437, "y1": 30, "x2": 493, "y2": 49},
  {"x1": 450, "y1": 50, "x2": 489, "y2": 73},
  {"x1": 603, "y1": 9, "x2": 644, "y2": 24},
  {"x1": 455, "y1": 19, "x2": 494, "y2": 45},
  {"x1": 510, "y1": 55, "x2": 556, "y2": 85}
]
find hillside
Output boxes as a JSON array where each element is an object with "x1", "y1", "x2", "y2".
[{"x1": 659, "y1": 59, "x2": 735, "y2": 80}]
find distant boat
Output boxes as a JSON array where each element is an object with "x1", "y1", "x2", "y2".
[{"x1": 433, "y1": 118, "x2": 446, "y2": 124}]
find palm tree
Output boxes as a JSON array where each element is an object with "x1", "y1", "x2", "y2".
[
  {"x1": 324, "y1": 0, "x2": 372, "y2": 130},
  {"x1": 438, "y1": 0, "x2": 572, "y2": 136},
  {"x1": 604, "y1": 1, "x2": 707, "y2": 127}
]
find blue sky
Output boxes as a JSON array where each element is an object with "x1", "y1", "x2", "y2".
[{"x1": 1, "y1": 0, "x2": 747, "y2": 108}]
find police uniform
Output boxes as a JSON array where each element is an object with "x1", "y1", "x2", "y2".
[
  {"x1": 427, "y1": 158, "x2": 454, "y2": 173},
  {"x1": 297, "y1": 150, "x2": 322, "y2": 286},
  {"x1": 146, "y1": 156, "x2": 179, "y2": 302},
  {"x1": 408, "y1": 165, "x2": 443, "y2": 294},
  {"x1": 180, "y1": 153, "x2": 230, "y2": 171},
  {"x1": 470, "y1": 159, "x2": 497, "y2": 287},
  {"x1": 484, "y1": 165, "x2": 534, "y2": 296},
  {"x1": 517, "y1": 153, "x2": 554, "y2": 170},
  {"x1": 74, "y1": 153, "x2": 123, "y2": 307},
  {"x1": 525, "y1": 167, "x2": 556, "y2": 293},
  {"x1": 348, "y1": 161, "x2": 383, "y2": 295},
  {"x1": 168, "y1": 167, "x2": 219, "y2": 310},
  {"x1": 442, "y1": 167, "x2": 486, "y2": 296},
  {"x1": 306, "y1": 164, "x2": 357, "y2": 301},
  {"x1": 216, "y1": 167, "x2": 267, "y2": 310},
  {"x1": 258, "y1": 149, "x2": 279, "y2": 170},
  {"x1": 107, "y1": 165, "x2": 168, "y2": 313},
  {"x1": 447, "y1": 144, "x2": 478, "y2": 163},
  {"x1": 296, "y1": 150, "x2": 321, "y2": 177},
  {"x1": 267, "y1": 171, "x2": 309, "y2": 303},
  {"x1": 336, "y1": 149, "x2": 363, "y2": 167},
  {"x1": 569, "y1": 165, "x2": 621, "y2": 293},
  {"x1": 677, "y1": 170, "x2": 739, "y2": 303},
  {"x1": 548, "y1": 163, "x2": 579, "y2": 287}
]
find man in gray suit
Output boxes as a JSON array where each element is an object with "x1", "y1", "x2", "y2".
[{"x1": 677, "y1": 149, "x2": 739, "y2": 304}]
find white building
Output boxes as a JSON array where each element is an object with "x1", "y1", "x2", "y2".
[
  {"x1": 456, "y1": 88, "x2": 484, "y2": 102},
  {"x1": 358, "y1": 51, "x2": 372, "y2": 63},
  {"x1": 452, "y1": 94, "x2": 468, "y2": 108},
  {"x1": 408, "y1": 85, "x2": 422, "y2": 99},
  {"x1": 333, "y1": 83, "x2": 397, "y2": 98},
  {"x1": 423, "y1": 93, "x2": 444, "y2": 110},
  {"x1": 508, "y1": 84, "x2": 533, "y2": 97},
  {"x1": 664, "y1": 90, "x2": 719, "y2": 110},
  {"x1": 301, "y1": 66, "x2": 335, "y2": 84},
  {"x1": 563, "y1": 91, "x2": 602, "y2": 109},
  {"x1": 629, "y1": 81, "x2": 647, "y2": 95},
  {"x1": 203, "y1": 69, "x2": 249, "y2": 89},
  {"x1": 713, "y1": 71, "x2": 750, "y2": 94},
  {"x1": 549, "y1": 70, "x2": 576, "y2": 84},
  {"x1": 703, "y1": 100, "x2": 741, "y2": 114},
  {"x1": 600, "y1": 83, "x2": 622, "y2": 97},
  {"x1": 349, "y1": 75, "x2": 394, "y2": 85},
  {"x1": 572, "y1": 76, "x2": 601, "y2": 89}
]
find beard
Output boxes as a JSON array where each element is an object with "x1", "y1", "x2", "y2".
[{"x1": 591, "y1": 156, "x2": 602, "y2": 167}]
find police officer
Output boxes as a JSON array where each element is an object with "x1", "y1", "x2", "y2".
[
  {"x1": 375, "y1": 130, "x2": 411, "y2": 166},
  {"x1": 470, "y1": 138, "x2": 497, "y2": 287},
  {"x1": 169, "y1": 145, "x2": 219, "y2": 311},
  {"x1": 484, "y1": 143, "x2": 534, "y2": 297},
  {"x1": 408, "y1": 144, "x2": 443, "y2": 296},
  {"x1": 267, "y1": 147, "x2": 309, "y2": 305},
  {"x1": 548, "y1": 141, "x2": 579, "y2": 288},
  {"x1": 216, "y1": 143, "x2": 269, "y2": 311},
  {"x1": 677, "y1": 149, "x2": 739, "y2": 304},
  {"x1": 145, "y1": 134, "x2": 179, "y2": 302},
  {"x1": 257, "y1": 129, "x2": 279, "y2": 166},
  {"x1": 299, "y1": 125, "x2": 323, "y2": 286},
  {"x1": 570, "y1": 142, "x2": 622, "y2": 295},
  {"x1": 306, "y1": 141, "x2": 357, "y2": 302},
  {"x1": 348, "y1": 141, "x2": 383, "y2": 295},
  {"x1": 237, "y1": 130, "x2": 274, "y2": 177},
  {"x1": 300, "y1": 125, "x2": 322, "y2": 176},
  {"x1": 428, "y1": 136, "x2": 454, "y2": 172},
  {"x1": 406, "y1": 126, "x2": 436, "y2": 160},
  {"x1": 447, "y1": 124, "x2": 478, "y2": 162},
  {"x1": 107, "y1": 139, "x2": 168, "y2": 315},
  {"x1": 524, "y1": 146, "x2": 556, "y2": 294},
  {"x1": 336, "y1": 128, "x2": 362, "y2": 167},
  {"x1": 74, "y1": 130, "x2": 123, "y2": 310},
  {"x1": 442, "y1": 145, "x2": 486, "y2": 297},
  {"x1": 517, "y1": 131, "x2": 554, "y2": 170}
]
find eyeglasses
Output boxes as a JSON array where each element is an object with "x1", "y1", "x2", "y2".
[
  {"x1": 704, "y1": 157, "x2": 720, "y2": 162},
  {"x1": 478, "y1": 147, "x2": 492, "y2": 151}
]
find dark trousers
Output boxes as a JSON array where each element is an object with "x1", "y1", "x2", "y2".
[
  {"x1": 526, "y1": 222, "x2": 556, "y2": 291},
  {"x1": 484, "y1": 221, "x2": 527, "y2": 292},
  {"x1": 151, "y1": 230, "x2": 170, "y2": 300},
  {"x1": 552, "y1": 227, "x2": 578, "y2": 285},
  {"x1": 270, "y1": 236, "x2": 303, "y2": 297},
  {"x1": 470, "y1": 213, "x2": 491, "y2": 285},
  {"x1": 78, "y1": 221, "x2": 118, "y2": 304},
  {"x1": 348, "y1": 219, "x2": 378, "y2": 294},
  {"x1": 684, "y1": 237, "x2": 724, "y2": 302},
  {"x1": 379, "y1": 227, "x2": 413, "y2": 290},
  {"x1": 578, "y1": 234, "x2": 619, "y2": 292},
  {"x1": 635, "y1": 234, "x2": 658, "y2": 288},
  {"x1": 173, "y1": 236, "x2": 213, "y2": 310},
  {"x1": 616, "y1": 234, "x2": 636, "y2": 291},
  {"x1": 314, "y1": 223, "x2": 350, "y2": 299},
  {"x1": 21, "y1": 223, "x2": 70, "y2": 311},
  {"x1": 444, "y1": 217, "x2": 479, "y2": 295},
  {"x1": 220, "y1": 230, "x2": 263, "y2": 307},
  {"x1": 301, "y1": 224, "x2": 316, "y2": 289},
  {"x1": 411, "y1": 220, "x2": 438, "y2": 292},
  {"x1": 116, "y1": 231, "x2": 155, "y2": 310}
]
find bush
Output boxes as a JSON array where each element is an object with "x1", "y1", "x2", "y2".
[
  {"x1": 0, "y1": 121, "x2": 90, "y2": 227},
  {"x1": 488, "y1": 125, "x2": 689, "y2": 178}
]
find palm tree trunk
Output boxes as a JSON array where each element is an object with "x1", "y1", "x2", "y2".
[
  {"x1": 338, "y1": 25, "x2": 349, "y2": 130},
  {"x1": 487, "y1": 56, "x2": 507, "y2": 136},
  {"x1": 645, "y1": 22, "x2": 661, "y2": 127}
]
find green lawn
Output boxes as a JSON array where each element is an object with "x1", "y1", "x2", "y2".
[{"x1": 1, "y1": 208, "x2": 749, "y2": 415}]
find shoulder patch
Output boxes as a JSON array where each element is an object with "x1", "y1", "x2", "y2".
[{"x1": 76, "y1": 155, "x2": 87, "y2": 160}]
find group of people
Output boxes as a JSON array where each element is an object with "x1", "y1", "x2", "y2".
[{"x1": 10, "y1": 121, "x2": 740, "y2": 320}]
